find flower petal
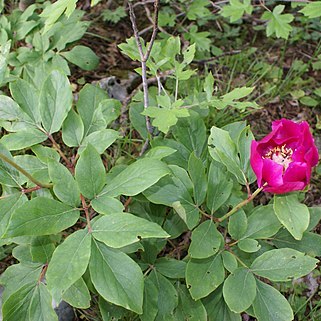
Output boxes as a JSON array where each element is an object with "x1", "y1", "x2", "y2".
[
  {"x1": 261, "y1": 158, "x2": 283, "y2": 188},
  {"x1": 250, "y1": 141, "x2": 263, "y2": 186}
]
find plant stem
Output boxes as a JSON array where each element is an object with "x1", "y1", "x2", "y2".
[
  {"x1": 0, "y1": 152, "x2": 52, "y2": 189},
  {"x1": 217, "y1": 186, "x2": 263, "y2": 223},
  {"x1": 129, "y1": 0, "x2": 160, "y2": 152},
  {"x1": 48, "y1": 135, "x2": 73, "y2": 171},
  {"x1": 81, "y1": 194, "x2": 92, "y2": 233}
]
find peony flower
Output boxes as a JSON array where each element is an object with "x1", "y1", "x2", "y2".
[{"x1": 250, "y1": 119, "x2": 319, "y2": 194}]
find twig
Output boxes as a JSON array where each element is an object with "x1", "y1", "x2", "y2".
[
  {"x1": 119, "y1": 70, "x2": 173, "y2": 137},
  {"x1": 81, "y1": 194, "x2": 92, "y2": 233},
  {"x1": 48, "y1": 135, "x2": 74, "y2": 172},
  {"x1": 128, "y1": 0, "x2": 160, "y2": 147},
  {"x1": 0, "y1": 152, "x2": 52, "y2": 189},
  {"x1": 21, "y1": 186, "x2": 41, "y2": 194},
  {"x1": 139, "y1": 139, "x2": 150, "y2": 156}
]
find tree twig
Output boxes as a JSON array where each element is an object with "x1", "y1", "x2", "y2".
[
  {"x1": 48, "y1": 134, "x2": 74, "y2": 172},
  {"x1": 81, "y1": 194, "x2": 92, "y2": 233},
  {"x1": 128, "y1": 0, "x2": 160, "y2": 146}
]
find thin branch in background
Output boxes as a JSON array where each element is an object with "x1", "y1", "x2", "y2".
[
  {"x1": 128, "y1": 0, "x2": 160, "y2": 155},
  {"x1": 119, "y1": 70, "x2": 173, "y2": 137}
]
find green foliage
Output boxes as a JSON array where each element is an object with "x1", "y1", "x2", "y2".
[
  {"x1": 262, "y1": 5, "x2": 294, "y2": 39},
  {"x1": 299, "y1": 2, "x2": 321, "y2": 19},
  {"x1": 0, "y1": 1, "x2": 320, "y2": 320},
  {"x1": 221, "y1": 0, "x2": 253, "y2": 23},
  {"x1": 102, "y1": 7, "x2": 127, "y2": 24}
]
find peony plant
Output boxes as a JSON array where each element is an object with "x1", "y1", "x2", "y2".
[{"x1": 251, "y1": 119, "x2": 319, "y2": 194}]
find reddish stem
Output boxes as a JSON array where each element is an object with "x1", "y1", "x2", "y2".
[{"x1": 80, "y1": 194, "x2": 92, "y2": 233}]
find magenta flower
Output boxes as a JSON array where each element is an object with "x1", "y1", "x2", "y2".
[{"x1": 250, "y1": 119, "x2": 319, "y2": 194}]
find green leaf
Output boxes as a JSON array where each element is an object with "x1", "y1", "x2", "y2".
[
  {"x1": 228, "y1": 209, "x2": 247, "y2": 240},
  {"x1": 61, "y1": 45, "x2": 99, "y2": 71},
  {"x1": 148, "y1": 270, "x2": 178, "y2": 320},
  {"x1": 188, "y1": 152, "x2": 207, "y2": 205},
  {"x1": 99, "y1": 297, "x2": 128, "y2": 321},
  {"x1": 221, "y1": 0, "x2": 253, "y2": 22},
  {"x1": 0, "y1": 193, "x2": 27, "y2": 237},
  {"x1": 223, "y1": 268, "x2": 256, "y2": 313},
  {"x1": 253, "y1": 280, "x2": 293, "y2": 321},
  {"x1": 91, "y1": 195, "x2": 124, "y2": 215},
  {"x1": 79, "y1": 129, "x2": 119, "y2": 154},
  {"x1": 221, "y1": 251, "x2": 238, "y2": 273},
  {"x1": 92, "y1": 213, "x2": 169, "y2": 248},
  {"x1": 262, "y1": 5, "x2": 294, "y2": 39},
  {"x1": 273, "y1": 194, "x2": 310, "y2": 240},
  {"x1": 46, "y1": 229, "x2": 91, "y2": 296},
  {"x1": 237, "y1": 126, "x2": 256, "y2": 183},
  {"x1": 4, "y1": 197, "x2": 80, "y2": 237},
  {"x1": 0, "y1": 129, "x2": 47, "y2": 151},
  {"x1": 39, "y1": 70, "x2": 73, "y2": 134},
  {"x1": 238, "y1": 238, "x2": 261, "y2": 253},
  {"x1": 241, "y1": 205, "x2": 282, "y2": 240},
  {"x1": 272, "y1": 229, "x2": 321, "y2": 257},
  {"x1": 99, "y1": 99, "x2": 121, "y2": 126},
  {"x1": 0, "y1": 145, "x2": 21, "y2": 187},
  {"x1": 154, "y1": 257, "x2": 186, "y2": 279},
  {"x1": 189, "y1": 220, "x2": 222, "y2": 259},
  {"x1": 0, "y1": 95, "x2": 34, "y2": 131},
  {"x1": 141, "y1": 278, "x2": 158, "y2": 321},
  {"x1": 76, "y1": 84, "x2": 108, "y2": 137},
  {"x1": 0, "y1": 262, "x2": 42, "y2": 303},
  {"x1": 203, "y1": 285, "x2": 241, "y2": 321},
  {"x1": 175, "y1": 283, "x2": 207, "y2": 321},
  {"x1": 251, "y1": 248, "x2": 318, "y2": 281},
  {"x1": 62, "y1": 277, "x2": 91, "y2": 309},
  {"x1": 62, "y1": 109, "x2": 84, "y2": 147},
  {"x1": 145, "y1": 146, "x2": 177, "y2": 160},
  {"x1": 102, "y1": 6, "x2": 127, "y2": 23},
  {"x1": 90, "y1": 240, "x2": 144, "y2": 314},
  {"x1": 2, "y1": 283, "x2": 34, "y2": 321},
  {"x1": 48, "y1": 159, "x2": 80, "y2": 207},
  {"x1": 299, "y1": 2, "x2": 321, "y2": 18},
  {"x1": 186, "y1": 254, "x2": 225, "y2": 300},
  {"x1": 142, "y1": 107, "x2": 189, "y2": 134},
  {"x1": 29, "y1": 283, "x2": 58, "y2": 321},
  {"x1": 40, "y1": 0, "x2": 77, "y2": 33},
  {"x1": 172, "y1": 113, "x2": 207, "y2": 157},
  {"x1": 222, "y1": 87, "x2": 254, "y2": 101},
  {"x1": 75, "y1": 143, "x2": 106, "y2": 199},
  {"x1": 208, "y1": 126, "x2": 245, "y2": 184},
  {"x1": 204, "y1": 72, "x2": 214, "y2": 101},
  {"x1": 30, "y1": 236, "x2": 55, "y2": 263},
  {"x1": 9, "y1": 79, "x2": 41, "y2": 124},
  {"x1": 308, "y1": 207, "x2": 321, "y2": 230},
  {"x1": 206, "y1": 161, "x2": 233, "y2": 214},
  {"x1": 31, "y1": 144, "x2": 60, "y2": 164},
  {"x1": 14, "y1": 155, "x2": 48, "y2": 185},
  {"x1": 100, "y1": 158, "x2": 170, "y2": 197},
  {"x1": 0, "y1": 40, "x2": 10, "y2": 85},
  {"x1": 300, "y1": 96, "x2": 319, "y2": 107}
]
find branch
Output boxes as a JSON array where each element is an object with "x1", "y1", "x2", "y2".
[
  {"x1": 128, "y1": 0, "x2": 160, "y2": 141},
  {"x1": 81, "y1": 194, "x2": 92, "y2": 233},
  {"x1": 48, "y1": 134, "x2": 74, "y2": 172}
]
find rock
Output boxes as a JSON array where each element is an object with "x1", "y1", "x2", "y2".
[{"x1": 54, "y1": 301, "x2": 75, "y2": 321}]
